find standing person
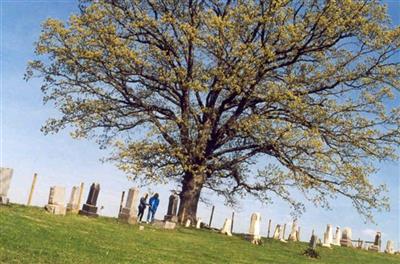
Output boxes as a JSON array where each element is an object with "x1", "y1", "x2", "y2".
[
  {"x1": 147, "y1": 193, "x2": 160, "y2": 223},
  {"x1": 137, "y1": 193, "x2": 148, "y2": 223}
]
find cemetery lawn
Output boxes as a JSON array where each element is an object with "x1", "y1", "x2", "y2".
[{"x1": 1, "y1": 204, "x2": 399, "y2": 264}]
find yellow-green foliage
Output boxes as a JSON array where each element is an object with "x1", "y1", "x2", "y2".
[{"x1": 26, "y1": 0, "x2": 400, "y2": 219}]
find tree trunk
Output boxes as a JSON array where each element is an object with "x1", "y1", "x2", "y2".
[{"x1": 177, "y1": 172, "x2": 203, "y2": 224}]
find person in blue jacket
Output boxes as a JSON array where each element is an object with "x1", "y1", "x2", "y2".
[{"x1": 146, "y1": 193, "x2": 160, "y2": 223}]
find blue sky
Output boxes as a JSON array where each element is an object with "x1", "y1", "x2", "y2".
[{"x1": 1, "y1": 0, "x2": 399, "y2": 249}]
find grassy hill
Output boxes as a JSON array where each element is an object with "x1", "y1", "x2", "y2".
[{"x1": 0, "y1": 204, "x2": 399, "y2": 264}]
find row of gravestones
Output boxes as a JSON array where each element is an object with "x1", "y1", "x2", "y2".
[
  {"x1": 219, "y1": 212, "x2": 397, "y2": 255},
  {"x1": 309, "y1": 224, "x2": 396, "y2": 254},
  {"x1": 0, "y1": 167, "x2": 186, "y2": 230},
  {"x1": 0, "y1": 168, "x2": 398, "y2": 254}
]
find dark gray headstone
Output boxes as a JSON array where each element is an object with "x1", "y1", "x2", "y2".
[
  {"x1": 374, "y1": 232, "x2": 381, "y2": 247},
  {"x1": 79, "y1": 183, "x2": 100, "y2": 217},
  {"x1": 164, "y1": 194, "x2": 179, "y2": 222},
  {"x1": 309, "y1": 235, "x2": 318, "y2": 250}
]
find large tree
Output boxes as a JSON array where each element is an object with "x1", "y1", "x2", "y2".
[{"x1": 27, "y1": 0, "x2": 400, "y2": 222}]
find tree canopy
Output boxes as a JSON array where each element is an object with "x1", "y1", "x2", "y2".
[{"x1": 27, "y1": 0, "x2": 400, "y2": 221}]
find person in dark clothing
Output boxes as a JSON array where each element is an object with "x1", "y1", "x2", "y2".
[
  {"x1": 146, "y1": 193, "x2": 160, "y2": 223},
  {"x1": 137, "y1": 193, "x2": 148, "y2": 222}
]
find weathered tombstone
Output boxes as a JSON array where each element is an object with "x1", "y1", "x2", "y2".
[
  {"x1": 385, "y1": 240, "x2": 395, "y2": 254},
  {"x1": 196, "y1": 217, "x2": 202, "y2": 229},
  {"x1": 118, "y1": 187, "x2": 140, "y2": 224},
  {"x1": 340, "y1": 227, "x2": 353, "y2": 247},
  {"x1": 303, "y1": 234, "x2": 320, "y2": 259},
  {"x1": 333, "y1": 227, "x2": 341, "y2": 246},
  {"x1": 288, "y1": 220, "x2": 298, "y2": 242},
  {"x1": 273, "y1": 224, "x2": 281, "y2": 240},
  {"x1": 368, "y1": 232, "x2": 381, "y2": 252},
  {"x1": 44, "y1": 186, "x2": 66, "y2": 215},
  {"x1": 164, "y1": 194, "x2": 179, "y2": 222},
  {"x1": 220, "y1": 218, "x2": 233, "y2": 236},
  {"x1": 163, "y1": 221, "x2": 176, "y2": 230},
  {"x1": 79, "y1": 183, "x2": 100, "y2": 217},
  {"x1": 185, "y1": 219, "x2": 191, "y2": 227},
  {"x1": 322, "y1": 224, "x2": 333, "y2": 248},
  {"x1": 267, "y1": 219, "x2": 272, "y2": 238},
  {"x1": 297, "y1": 227, "x2": 301, "y2": 242},
  {"x1": 0, "y1": 168, "x2": 13, "y2": 204},
  {"x1": 356, "y1": 239, "x2": 364, "y2": 249},
  {"x1": 248, "y1": 212, "x2": 261, "y2": 244},
  {"x1": 281, "y1": 223, "x2": 287, "y2": 240},
  {"x1": 66, "y1": 186, "x2": 80, "y2": 213},
  {"x1": 309, "y1": 234, "x2": 318, "y2": 250}
]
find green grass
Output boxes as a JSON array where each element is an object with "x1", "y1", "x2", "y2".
[{"x1": 0, "y1": 204, "x2": 399, "y2": 264}]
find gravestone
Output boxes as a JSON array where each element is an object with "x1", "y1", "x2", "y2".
[
  {"x1": 340, "y1": 227, "x2": 353, "y2": 247},
  {"x1": 333, "y1": 227, "x2": 341, "y2": 246},
  {"x1": 44, "y1": 186, "x2": 66, "y2": 215},
  {"x1": 288, "y1": 220, "x2": 298, "y2": 242},
  {"x1": 66, "y1": 186, "x2": 80, "y2": 213},
  {"x1": 273, "y1": 224, "x2": 281, "y2": 240},
  {"x1": 356, "y1": 239, "x2": 364, "y2": 249},
  {"x1": 220, "y1": 218, "x2": 232, "y2": 236},
  {"x1": 385, "y1": 240, "x2": 394, "y2": 254},
  {"x1": 248, "y1": 212, "x2": 261, "y2": 244},
  {"x1": 309, "y1": 234, "x2": 318, "y2": 250},
  {"x1": 164, "y1": 194, "x2": 179, "y2": 222},
  {"x1": 0, "y1": 168, "x2": 13, "y2": 204},
  {"x1": 322, "y1": 224, "x2": 333, "y2": 248},
  {"x1": 297, "y1": 227, "x2": 301, "y2": 242},
  {"x1": 163, "y1": 221, "x2": 176, "y2": 230},
  {"x1": 368, "y1": 232, "x2": 381, "y2": 252},
  {"x1": 118, "y1": 187, "x2": 140, "y2": 224},
  {"x1": 79, "y1": 183, "x2": 100, "y2": 217},
  {"x1": 196, "y1": 217, "x2": 202, "y2": 229},
  {"x1": 185, "y1": 219, "x2": 191, "y2": 227}
]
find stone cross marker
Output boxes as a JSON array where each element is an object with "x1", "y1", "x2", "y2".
[
  {"x1": 118, "y1": 187, "x2": 140, "y2": 224},
  {"x1": 288, "y1": 220, "x2": 298, "y2": 242},
  {"x1": 322, "y1": 224, "x2": 333, "y2": 248},
  {"x1": 273, "y1": 224, "x2": 281, "y2": 240},
  {"x1": 340, "y1": 227, "x2": 353, "y2": 247},
  {"x1": 164, "y1": 194, "x2": 179, "y2": 222},
  {"x1": 0, "y1": 167, "x2": 13, "y2": 204},
  {"x1": 79, "y1": 183, "x2": 100, "y2": 217},
  {"x1": 45, "y1": 186, "x2": 66, "y2": 215},
  {"x1": 220, "y1": 218, "x2": 233, "y2": 236},
  {"x1": 385, "y1": 240, "x2": 394, "y2": 254},
  {"x1": 66, "y1": 186, "x2": 80, "y2": 213},
  {"x1": 248, "y1": 212, "x2": 261, "y2": 244}
]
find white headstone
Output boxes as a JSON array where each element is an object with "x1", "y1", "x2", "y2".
[
  {"x1": 196, "y1": 217, "x2": 202, "y2": 229},
  {"x1": 66, "y1": 186, "x2": 80, "y2": 213},
  {"x1": 185, "y1": 219, "x2": 191, "y2": 227},
  {"x1": 48, "y1": 186, "x2": 65, "y2": 205},
  {"x1": 333, "y1": 226, "x2": 341, "y2": 246},
  {"x1": 322, "y1": 224, "x2": 333, "y2": 247},
  {"x1": 118, "y1": 187, "x2": 140, "y2": 224},
  {"x1": 45, "y1": 186, "x2": 66, "y2": 215},
  {"x1": 220, "y1": 218, "x2": 232, "y2": 236},
  {"x1": 385, "y1": 240, "x2": 394, "y2": 254},
  {"x1": 273, "y1": 224, "x2": 281, "y2": 240},
  {"x1": 0, "y1": 167, "x2": 13, "y2": 204},
  {"x1": 342, "y1": 227, "x2": 352, "y2": 240},
  {"x1": 249, "y1": 212, "x2": 261, "y2": 244},
  {"x1": 288, "y1": 220, "x2": 298, "y2": 241},
  {"x1": 340, "y1": 227, "x2": 353, "y2": 247}
]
